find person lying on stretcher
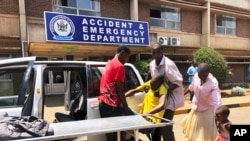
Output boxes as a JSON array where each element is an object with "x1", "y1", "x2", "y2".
[{"x1": 125, "y1": 73, "x2": 168, "y2": 123}]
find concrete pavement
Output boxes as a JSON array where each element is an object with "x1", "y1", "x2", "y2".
[
  {"x1": 140, "y1": 95, "x2": 250, "y2": 141},
  {"x1": 173, "y1": 106, "x2": 250, "y2": 141}
]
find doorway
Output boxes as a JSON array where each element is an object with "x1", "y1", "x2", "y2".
[{"x1": 37, "y1": 56, "x2": 66, "y2": 95}]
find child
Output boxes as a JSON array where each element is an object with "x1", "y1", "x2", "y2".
[
  {"x1": 215, "y1": 105, "x2": 231, "y2": 141},
  {"x1": 126, "y1": 73, "x2": 168, "y2": 141},
  {"x1": 125, "y1": 73, "x2": 168, "y2": 123}
]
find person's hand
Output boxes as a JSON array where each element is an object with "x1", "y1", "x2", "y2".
[{"x1": 168, "y1": 83, "x2": 178, "y2": 95}]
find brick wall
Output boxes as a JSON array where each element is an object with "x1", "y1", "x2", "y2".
[
  {"x1": 237, "y1": 19, "x2": 250, "y2": 38},
  {"x1": 181, "y1": 10, "x2": 202, "y2": 33},
  {"x1": 138, "y1": 2, "x2": 150, "y2": 23},
  {"x1": 25, "y1": 0, "x2": 52, "y2": 17},
  {"x1": 0, "y1": 0, "x2": 19, "y2": 14},
  {"x1": 210, "y1": 14, "x2": 216, "y2": 35},
  {"x1": 101, "y1": 0, "x2": 130, "y2": 20}
]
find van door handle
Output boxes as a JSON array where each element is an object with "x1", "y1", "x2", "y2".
[{"x1": 90, "y1": 103, "x2": 99, "y2": 109}]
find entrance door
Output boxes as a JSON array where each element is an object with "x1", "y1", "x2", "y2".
[
  {"x1": 38, "y1": 56, "x2": 66, "y2": 95},
  {"x1": 50, "y1": 57, "x2": 65, "y2": 95}
]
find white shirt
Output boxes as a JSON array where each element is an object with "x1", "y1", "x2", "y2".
[{"x1": 149, "y1": 56, "x2": 184, "y2": 110}]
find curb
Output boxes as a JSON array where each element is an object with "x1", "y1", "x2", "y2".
[{"x1": 175, "y1": 102, "x2": 250, "y2": 115}]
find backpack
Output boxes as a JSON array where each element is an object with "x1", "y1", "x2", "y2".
[{"x1": 0, "y1": 113, "x2": 54, "y2": 140}]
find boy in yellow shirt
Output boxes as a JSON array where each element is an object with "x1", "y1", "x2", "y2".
[
  {"x1": 125, "y1": 73, "x2": 168, "y2": 123},
  {"x1": 125, "y1": 73, "x2": 168, "y2": 141}
]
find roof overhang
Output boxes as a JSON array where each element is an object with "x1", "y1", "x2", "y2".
[{"x1": 29, "y1": 42, "x2": 151, "y2": 56}]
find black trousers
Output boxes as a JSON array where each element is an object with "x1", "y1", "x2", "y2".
[
  {"x1": 99, "y1": 101, "x2": 123, "y2": 141},
  {"x1": 161, "y1": 109, "x2": 175, "y2": 141},
  {"x1": 152, "y1": 109, "x2": 175, "y2": 141}
]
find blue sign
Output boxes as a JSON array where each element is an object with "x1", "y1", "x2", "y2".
[{"x1": 44, "y1": 11, "x2": 149, "y2": 46}]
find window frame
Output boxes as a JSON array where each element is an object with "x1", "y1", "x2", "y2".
[
  {"x1": 52, "y1": 0, "x2": 101, "y2": 16},
  {"x1": 150, "y1": 6, "x2": 181, "y2": 30},
  {"x1": 216, "y1": 15, "x2": 236, "y2": 35},
  {"x1": 0, "y1": 66, "x2": 35, "y2": 107}
]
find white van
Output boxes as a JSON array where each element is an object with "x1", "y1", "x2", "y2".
[{"x1": 0, "y1": 56, "x2": 144, "y2": 141}]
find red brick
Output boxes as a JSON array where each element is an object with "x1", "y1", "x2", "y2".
[
  {"x1": 237, "y1": 19, "x2": 250, "y2": 38},
  {"x1": 210, "y1": 14, "x2": 216, "y2": 35},
  {"x1": 25, "y1": 0, "x2": 52, "y2": 17},
  {"x1": 101, "y1": 0, "x2": 130, "y2": 20},
  {"x1": 138, "y1": 2, "x2": 150, "y2": 23},
  {"x1": 181, "y1": 10, "x2": 202, "y2": 33},
  {"x1": 0, "y1": 0, "x2": 19, "y2": 15}
]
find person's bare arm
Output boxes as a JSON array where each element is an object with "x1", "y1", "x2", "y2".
[
  {"x1": 168, "y1": 83, "x2": 178, "y2": 94},
  {"x1": 116, "y1": 81, "x2": 133, "y2": 115},
  {"x1": 144, "y1": 94, "x2": 167, "y2": 115},
  {"x1": 125, "y1": 89, "x2": 142, "y2": 97}
]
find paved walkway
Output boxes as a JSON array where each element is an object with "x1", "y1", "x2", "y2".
[{"x1": 175, "y1": 94, "x2": 250, "y2": 114}]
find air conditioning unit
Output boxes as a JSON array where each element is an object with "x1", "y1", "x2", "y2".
[
  {"x1": 157, "y1": 36, "x2": 168, "y2": 45},
  {"x1": 170, "y1": 37, "x2": 181, "y2": 46}
]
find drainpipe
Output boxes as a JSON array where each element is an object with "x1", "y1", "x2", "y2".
[{"x1": 19, "y1": 0, "x2": 28, "y2": 57}]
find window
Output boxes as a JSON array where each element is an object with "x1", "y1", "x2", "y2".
[
  {"x1": 0, "y1": 68, "x2": 34, "y2": 106},
  {"x1": 87, "y1": 65, "x2": 140, "y2": 98},
  {"x1": 150, "y1": 6, "x2": 180, "y2": 30},
  {"x1": 124, "y1": 66, "x2": 140, "y2": 91},
  {"x1": 216, "y1": 15, "x2": 236, "y2": 35},
  {"x1": 88, "y1": 66, "x2": 103, "y2": 98},
  {"x1": 53, "y1": 0, "x2": 100, "y2": 16},
  {"x1": 246, "y1": 65, "x2": 250, "y2": 82},
  {"x1": 0, "y1": 74, "x2": 11, "y2": 81}
]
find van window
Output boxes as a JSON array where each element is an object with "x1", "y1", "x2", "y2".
[
  {"x1": 0, "y1": 68, "x2": 34, "y2": 106},
  {"x1": 124, "y1": 66, "x2": 140, "y2": 91},
  {"x1": 87, "y1": 65, "x2": 140, "y2": 98},
  {"x1": 88, "y1": 66, "x2": 102, "y2": 98}
]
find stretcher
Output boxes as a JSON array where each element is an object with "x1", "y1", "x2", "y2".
[
  {"x1": 13, "y1": 114, "x2": 173, "y2": 141},
  {"x1": 15, "y1": 92, "x2": 173, "y2": 141}
]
